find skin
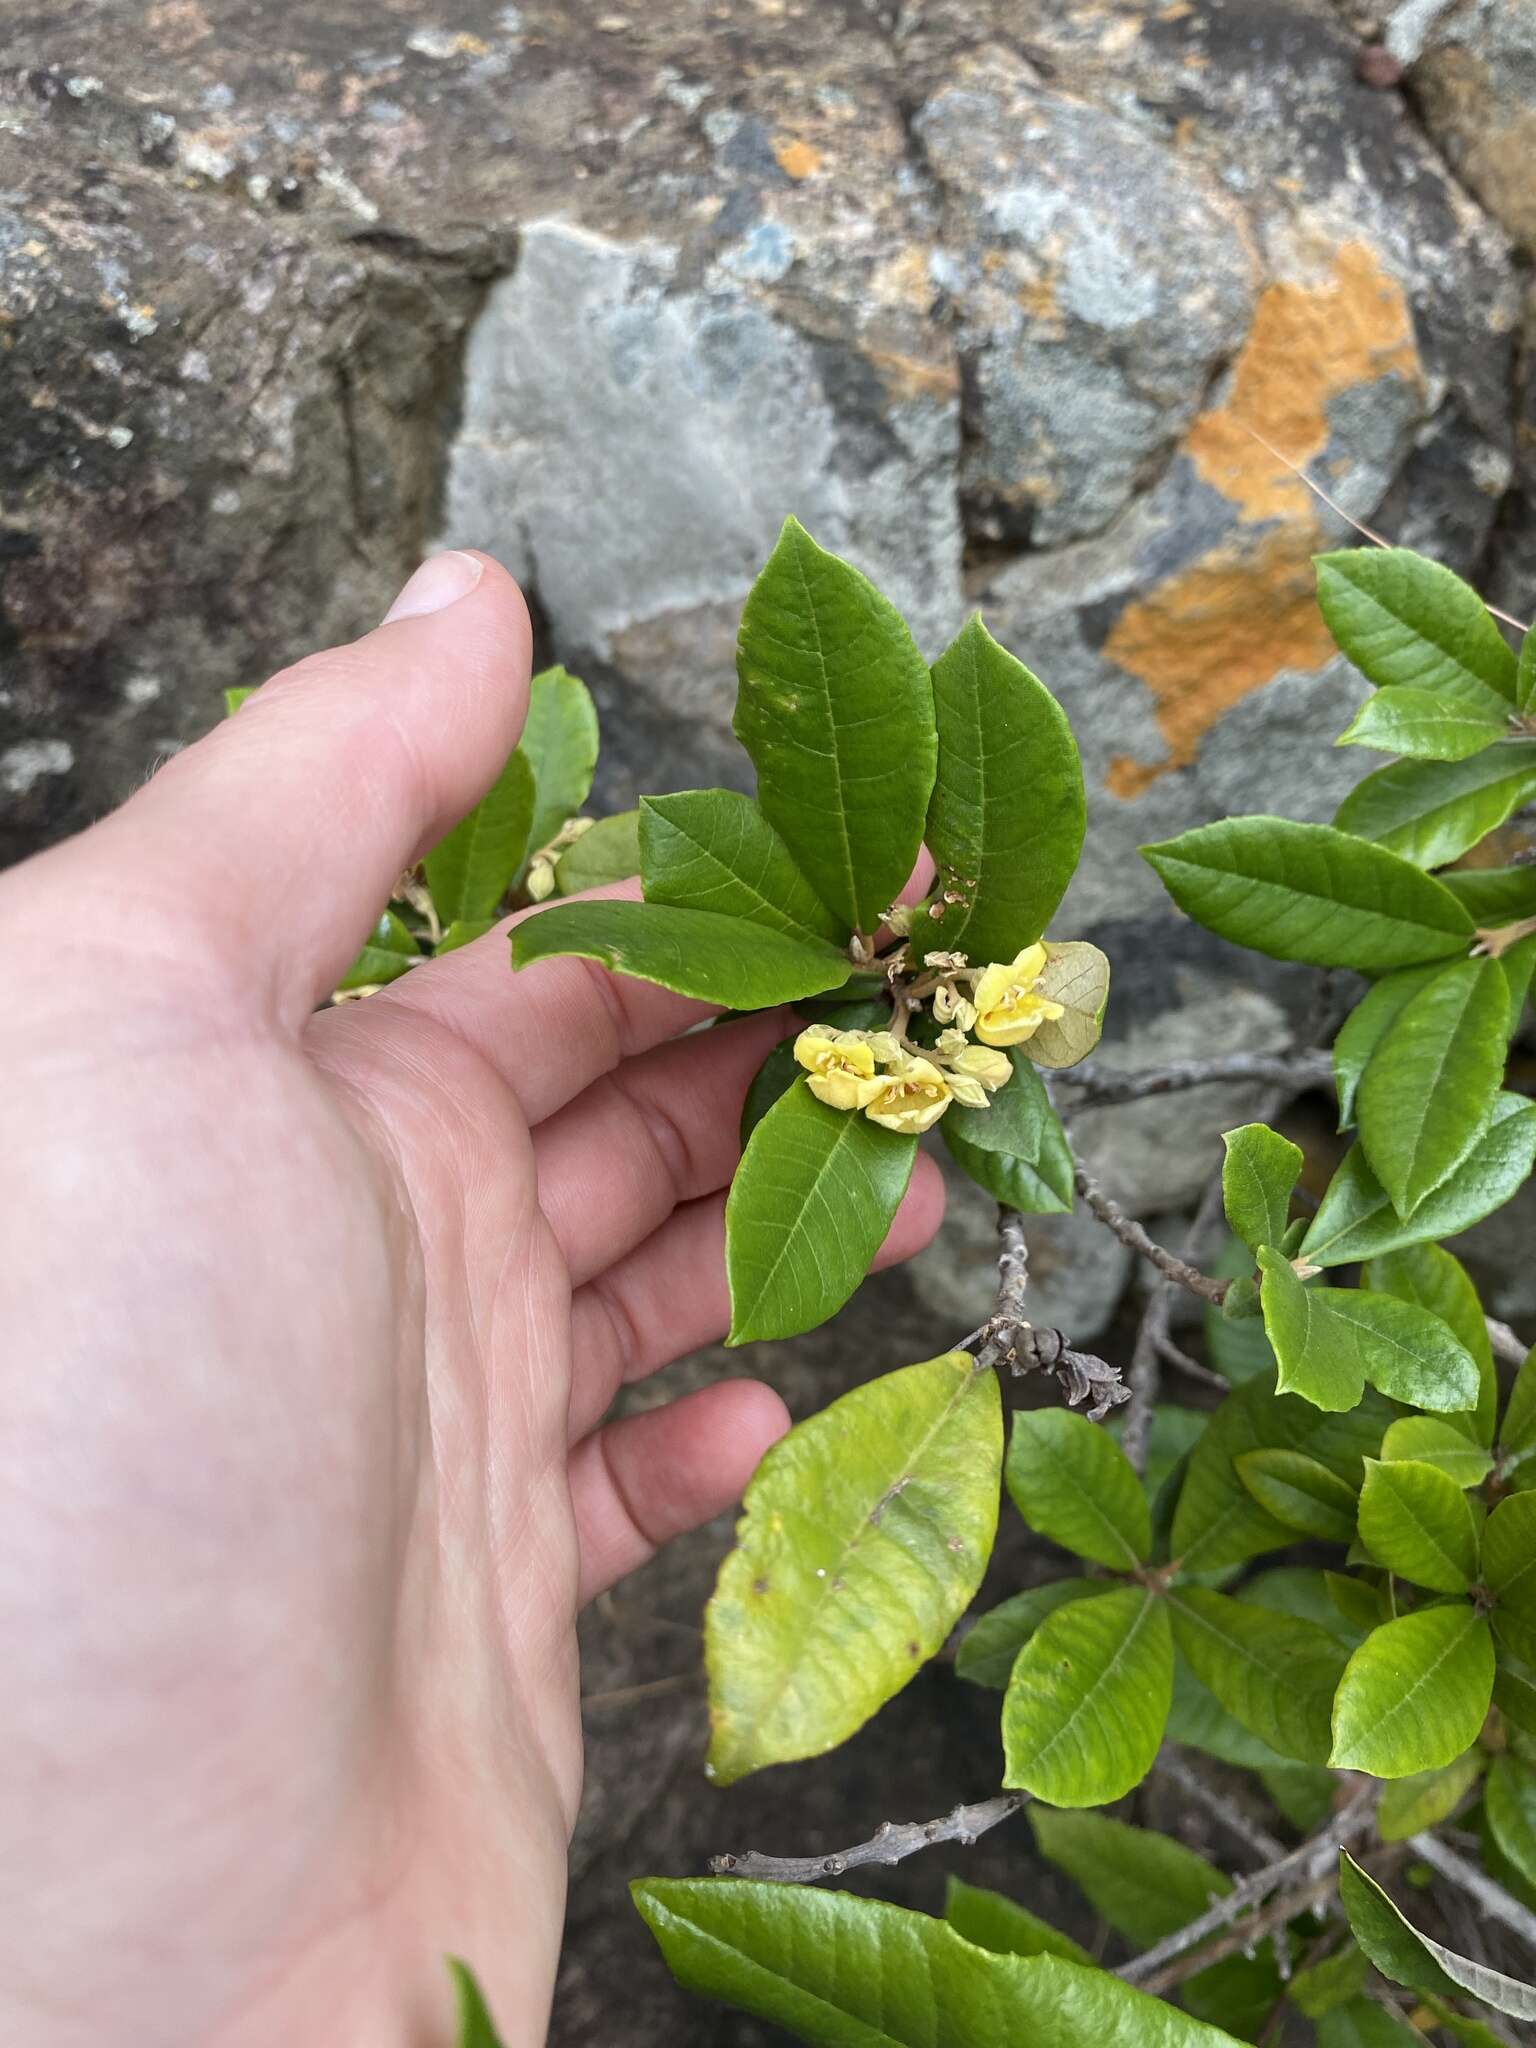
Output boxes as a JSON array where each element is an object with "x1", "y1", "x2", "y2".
[{"x1": 0, "y1": 553, "x2": 943, "y2": 2046}]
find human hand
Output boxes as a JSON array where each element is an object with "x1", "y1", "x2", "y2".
[{"x1": 0, "y1": 553, "x2": 943, "y2": 2046}]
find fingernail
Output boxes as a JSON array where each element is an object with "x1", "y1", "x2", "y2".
[{"x1": 382, "y1": 550, "x2": 483, "y2": 623}]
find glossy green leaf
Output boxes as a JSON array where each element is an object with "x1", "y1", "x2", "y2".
[
  {"x1": 924, "y1": 615, "x2": 1085, "y2": 961},
  {"x1": 724, "y1": 1080, "x2": 916, "y2": 1344},
  {"x1": 1356, "y1": 958, "x2": 1508, "y2": 1216},
  {"x1": 1203, "y1": 1241, "x2": 1276, "y2": 1384},
  {"x1": 633, "y1": 1879, "x2": 1249, "y2": 2048},
  {"x1": 1495, "y1": 1652, "x2": 1536, "y2": 1741},
  {"x1": 942, "y1": 1052, "x2": 1073, "y2": 1213},
  {"x1": 704, "y1": 1350, "x2": 999, "y2": 1783},
  {"x1": 336, "y1": 909, "x2": 421, "y2": 991},
  {"x1": 734, "y1": 517, "x2": 935, "y2": 933},
  {"x1": 1333, "y1": 963, "x2": 1444, "y2": 1129},
  {"x1": 425, "y1": 748, "x2": 537, "y2": 925},
  {"x1": 1258, "y1": 1250, "x2": 1480, "y2": 1414},
  {"x1": 1357, "y1": 1459, "x2": 1479, "y2": 1591},
  {"x1": 1166, "y1": 1660, "x2": 1294, "y2": 1769},
  {"x1": 1002, "y1": 1585, "x2": 1171, "y2": 1804},
  {"x1": 1379, "y1": 1417, "x2": 1494, "y2": 1488},
  {"x1": 943, "y1": 1877, "x2": 1091, "y2": 1966},
  {"x1": 222, "y1": 683, "x2": 255, "y2": 715},
  {"x1": 739, "y1": 1038, "x2": 800, "y2": 1144},
  {"x1": 1316, "y1": 548, "x2": 1519, "y2": 704},
  {"x1": 1331, "y1": 1606, "x2": 1495, "y2": 1775},
  {"x1": 1339, "y1": 1850, "x2": 1536, "y2": 2019},
  {"x1": 1328, "y1": 1569, "x2": 1388, "y2": 1635},
  {"x1": 554, "y1": 809, "x2": 639, "y2": 893},
  {"x1": 1318, "y1": 1995, "x2": 1428, "y2": 2048},
  {"x1": 1376, "y1": 1749, "x2": 1484, "y2": 1841},
  {"x1": 1501, "y1": 1345, "x2": 1536, "y2": 1477},
  {"x1": 1366, "y1": 1244, "x2": 1496, "y2": 1446},
  {"x1": 1005, "y1": 1407, "x2": 1150, "y2": 1569},
  {"x1": 1172, "y1": 1374, "x2": 1390, "y2": 1573},
  {"x1": 640, "y1": 790, "x2": 845, "y2": 943},
  {"x1": 520, "y1": 664, "x2": 599, "y2": 858},
  {"x1": 448, "y1": 1958, "x2": 505, "y2": 2047},
  {"x1": 1245, "y1": 1563, "x2": 1369, "y2": 1645},
  {"x1": 1169, "y1": 1586, "x2": 1347, "y2": 1765},
  {"x1": 1235, "y1": 1448, "x2": 1357, "y2": 1540},
  {"x1": 511, "y1": 900, "x2": 852, "y2": 1009},
  {"x1": 1221, "y1": 1123, "x2": 1302, "y2": 1256},
  {"x1": 1484, "y1": 1491, "x2": 1536, "y2": 1626},
  {"x1": 1441, "y1": 863, "x2": 1536, "y2": 927},
  {"x1": 435, "y1": 918, "x2": 495, "y2": 954},
  {"x1": 1141, "y1": 817, "x2": 1473, "y2": 971},
  {"x1": 1301, "y1": 1093, "x2": 1536, "y2": 1266},
  {"x1": 1117, "y1": 1404, "x2": 1209, "y2": 1505},
  {"x1": 954, "y1": 1579, "x2": 1112, "y2": 1689},
  {"x1": 1015, "y1": 941, "x2": 1110, "y2": 1071},
  {"x1": 1486, "y1": 1755, "x2": 1536, "y2": 1890},
  {"x1": 1334, "y1": 744, "x2": 1536, "y2": 869},
  {"x1": 1338, "y1": 686, "x2": 1511, "y2": 761}
]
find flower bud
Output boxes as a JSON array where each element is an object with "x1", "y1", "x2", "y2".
[{"x1": 526, "y1": 856, "x2": 557, "y2": 902}]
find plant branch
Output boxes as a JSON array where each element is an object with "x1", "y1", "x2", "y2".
[
  {"x1": 1487, "y1": 1316, "x2": 1529, "y2": 1370},
  {"x1": 1138, "y1": 1871, "x2": 1337, "y2": 1998},
  {"x1": 1072, "y1": 1157, "x2": 1230, "y2": 1306},
  {"x1": 1118, "y1": 1783, "x2": 1377, "y2": 1986},
  {"x1": 964, "y1": 1210, "x2": 1129, "y2": 1419},
  {"x1": 1059, "y1": 1050, "x2": 1334, "y2": 1109},
  {"x1": 1154, "y1": 1749, "x2": 1287, "y2": 1865},
  {"x1": 709, "y1": 1793, "x2": 1026, "y2": 1884},
  {"x1": 1410, "y1": 1830, "x2": 1536, "y2": 1955}
]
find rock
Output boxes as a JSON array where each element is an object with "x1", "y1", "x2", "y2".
[{"x1": 1406, "y1": 0, "x2": 1536, "y2": 253}]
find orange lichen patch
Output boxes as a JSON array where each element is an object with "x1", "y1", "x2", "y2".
[
  {"x1": 774, "y1": 137, "x2": 823, "y2": 180},
  {"x1": 865, "y1": 347, "x2": 960, "y2": 404},
  {"x1": 871, "y1": 246, "x2": 934, "y2": 313},
  {"x1": 1104, "y1": 242, "x2": 1421, "y2": 796}
]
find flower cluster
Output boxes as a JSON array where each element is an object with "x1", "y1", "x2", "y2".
[{"x1": 792, "y1": 943, "x2": 1064, "y2": 1132}]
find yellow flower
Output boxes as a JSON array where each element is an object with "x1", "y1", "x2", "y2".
[
  {"x1": 864, "y1": 1053, "x2": 953, "y2": 1133},
  {"x1": 973, "y1": 942, "x2": 1065, "y2": 1046},
  {"x1": 933, "y1": 983, "x2": 978, "y2": 1032},
  {"x1": 793, "y1": 1026, "x2": 882, "y2": 1111},
  {"x1": 947, "y1": 1072, "x2": 991, "y2": 1109},
  {"x1": 951, "y1": 1043, "x2": 1012, "y2": 1092}
]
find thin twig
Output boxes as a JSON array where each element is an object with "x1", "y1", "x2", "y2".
[
  {"x1": 580, "y1": 1672, "x2": 701, "y2": 1711},
  {"x1": 1410, "y1": 1831, "x2": 1536, "y2": 1955},
  {"x1": 1122, "y1": 1172, "x2": 1228, "y2": 1473},
  {"x1": 1073, "y1": 1157, "x2": 1230, "y2": 1306},
  {"x1": 1138, "y1": 1871, "x2": 1336, "y2": 1997},
  {"x1": 1153, "y1": 1330, "x2": 1226, "y2": 1388},
  {"x1": 1118, "y1": 1784, "x2": 1377, "y2": 1986},
  {"x1": 964, "y1": 1210, "x2": 1129, "y2": 1418},
  {"x1": 709, "y1": 1793, "x2": 1026, "y2": 1883},
  {"x1": 1059, "y1": 1050, "x2": 1334, "y2": 1109},
  {"x1": 1488, "y1": 1317, "x2": 1529, "y2": 1370},
  {"x1": 1154, "y1": 1749, "x2": 1287, "y2": 1865}
]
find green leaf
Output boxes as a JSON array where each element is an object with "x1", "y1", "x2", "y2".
[
  {"x1": 1495, "y1": 1652, "x2": 1536, "y2": 1742},
  {"x1": 942, "y1": 1052, "x2": 1073, "y2": 1213},
  {"x1": 435, "y1": 918, "x2": 495, "y2": 953},
  {"x1": 425, "y1": 748, "x2": 537, "y2": 926},
  {"x1": 1172, "y1": 1375, "x2": 1391, "y2": 1573},
  {"x1": 1366, "y1": 1244, "x2": 1497, "y2": 1446},
  {"x1": 1442, "y1": 863, "x2": 1536, "y2": 927},
  {"x1": 1328, "y1": 1569, "x2": 1388, "y2": 1635},
  {"x1": 554, "y1": 809, "x2": 639, "y2": 893},
  {"x1": 734, "y1": 517, "x2": 935, "y2": 933},
  {"x1": 640, "y1": 790, "x2": 845, "y2": 943},
  {"x1": 1356, "y1": 958, "x2": 1508, "y2": 1216},
  {"x1": 1027, "y1": 1807, "x2": 1230, "y2": 1950},
  {"x1": 1015, "y1": 941, "x2": 1110, "y2": 1071},
  {"x1": 1235, "y1": 1448, "x2": 1358, "y2": 1540},
  {"x1": 1334, "y1": 744, "x2": 1536, "y2": 869},
  {"x1": 1339, "y1": 1849, "x2": 1536, "y2": 2019},
  {"x1": 447, "y1": 1958, "x2": 505, "y2": 2047},
  {"x1": 1357, "y1": 1459, "x2": 1479, "y2": 1591},
  {"x1": 1318, "y1": 1995, "x2": 1428, "y2": 2048},
  {"x1": 1289, "y1": 1944, "x2": 1368, "y2": 2019},
  {"x1": 1330, "y1": 1606, "x2": 1495, "y2": 1775},
  {"x1": 632, "y1": 1878, "x2": 1249, "y2": 2048},
  {"x1": 739, "y1": 1038, "x2": 801, "y2": 1144},
  {"x1": 1258, "y1": 1250, "x2": 1480, "y2": 1414},
  {"x1": 1166, "y1": 1659, "x2": 1294, "y2": 1768},
  {"x1": 1245, "y1": 1563, "x2": 1370, "y2": 1645},
  {"x1": 1301, "y1": 1093, "x2": 1536, "y2": 1266},
  {"x1": 1141, "y1": 818, "x2": 1473, "y2": 972},
  {"x1": 954, "y1": 1579, "x2": 1113, "y2": 1689},
  {"x1": 1002, "y1": 1585, "x2": 1171, "y2": 1804},
  {"x1": 1005, "y1": 1408, "x2": 1150, "y2": 1569},
  {"x1": 1168, "y1": 1586, "x2": 1348, "y2": 1764},
  {"x1": 1484, "y1": 1491, "x2": 1536, "y2": 1626},
  {"x1": 1486, "y1": 1755, "x2": 1536, "y2": 1890},
  {"x1": 520, "y1": 664, "x2": 599, "y2": 859},
  {"x1": 724, "y1": 1080, "x2": 916, "y2": 1344},
  {"x1": 1338, "y1": 686, "x2": 1512, "y2": 761},
  {"x1": 511, "y1": 900, "x2": 853, "y2": 1009},
  {"x1": 1380, "y1": 1417, "x2": 1494, "y2": 1488},
  {"x1": 943, "y1": 1877, "x2": 1092, "y2": 1966},
  {"x1": 1221, "y1": 1123, "x2": 1303, "y2": 1256},
  {"x1": 1520, "y1": 623, "x2": 1536, "y2": 715},
  {"x1": 336, "y1": 909, "x2": 421, "y2": 991},
  {"x1": 1334, "y1": 963, "x2": 1445, "y2": 1130},
  {"x1": 1315, "y1": 548, "x2": 1519, "y2": 704},
  {"x1": 924, "y1": 615, "x2": 1085, "y2": 962},
  {"x1": 1203, "y1": 1240, "x2": 1276, "y2": 1384},
  {"x1": 704, "y1": 1350, "x2": 999, "y2": 1783},
  {"x1": 1376, "y1": 1749, "x2": 1484, "y2": 1841},
  {"x1": 222, "y1": 684, "x2": 255, "y2": 715},
  {"x1": 1500, "y1": 1345, "x2": 1536, "y2": 1475}
]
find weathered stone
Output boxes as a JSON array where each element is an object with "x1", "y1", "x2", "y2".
[{"x1": 1404, "y1": 0, "x2": 1536, "y2": 254}]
